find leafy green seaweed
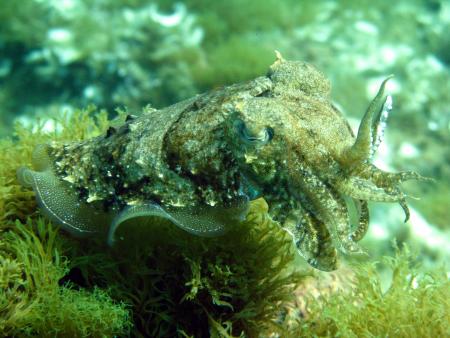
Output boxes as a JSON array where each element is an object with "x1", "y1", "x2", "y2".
[
  {"x1": 295, "y1": 245, "x2": 450, "y2": 337},
  {"x1": 0, "y1": 108, "x2": 306, "y2": 337},
  {"x1": 1, "y1": 108, "x2": 448, "y2": 337}
]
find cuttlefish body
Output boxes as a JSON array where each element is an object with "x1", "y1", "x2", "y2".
[{"x1": 18, "y1": 54, "x2": 424, "y2": 271}]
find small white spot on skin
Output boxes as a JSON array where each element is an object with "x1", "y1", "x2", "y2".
[
  {"x1": 244, "y1": 153, "x2": 258, "y2": 163},
  {"x1": 206, "y1": 199, "x2": 217, "y2": 207},
  {"x1": 170, "y1": 199, "x2": 186, "y2": 207},
  {"x1": 129, "y1": 123, "x2": 139, "y2": 132},
  {"x1": 126, "y1": 199, "x2": 141, "y2": 206}
]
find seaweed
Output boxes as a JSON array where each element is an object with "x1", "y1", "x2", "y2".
[
  {"x1": 0, "y1": 218, "x2": 131, "y2": 337},
  {"x1": 1, "y1": 108, "x2": 448, "y2": 337},
  {"x1": 0, "y1": 109, "x2": 131, "y2": 337},
  {"x1": 294, "y1": 244, "x2": 450, "y2": 337},
  {"x1": 0, "y1": 108, "x2": 306, "y2": 337}
]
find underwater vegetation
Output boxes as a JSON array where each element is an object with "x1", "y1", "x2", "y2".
[
  {"x1": 1, "y1": 109, "x2": 308, "y2": 336},
  {"x1": 0, "y1": 219, "x2": 131, "y2": 337},
  {"x1": 0, "y1": 0, "x2": 449, "y2": 336},
  {"x1": 293, "y1": 245, "x2": 450, "y2": 337},
  {"x1": 1, "y1": 91, "x2": 448, "y2": 337}
]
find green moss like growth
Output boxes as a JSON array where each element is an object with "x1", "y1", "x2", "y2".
[
  {"x1": 296, "y1": 245, "x2": 450, "y2": 337},
  {"x1": 0, "y1": 219, "x2": 130, "y2": 337},
  {"x1": 191, "y1": 35, "x2": 275, "y2": 91},
  {"x1": 0, "y1": 108, "x2": 306, "y2": 336},
  {"x1": 69, "y1": 197, "x2": 305, "y2": 337},
  {"x1": 0, "y1": 109, "x2": 131, "y2": 337},
  {"x1": 2, "y1": 108, "x2": 448, "y2": 337}
]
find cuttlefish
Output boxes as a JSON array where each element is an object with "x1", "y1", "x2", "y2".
[{"x1": 18, "y1": 54, "x2": 424, "y2": 270}]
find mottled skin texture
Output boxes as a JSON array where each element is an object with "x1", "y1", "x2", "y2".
[{"x1": 18, "y1": 55, "x2": 424, "y2": 271}]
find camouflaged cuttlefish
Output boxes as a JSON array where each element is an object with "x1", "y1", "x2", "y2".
[{"x1": 18, "y1": 53, "x2": 424, "y2": 271}]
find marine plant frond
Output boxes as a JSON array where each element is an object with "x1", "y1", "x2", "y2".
[
  {"x1": 0, "y1": 218, "x2": 131, "y2": 337},
  {"x1": 295, "y1": 244, "x2": 450, "y2": 337}
]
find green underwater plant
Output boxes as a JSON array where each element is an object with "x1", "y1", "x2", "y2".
[
  {"x1": 0, "y1": 110, "x2": 131, "y2": 337},
  {"x1": 1, "y1": 108, "x2": 448, "y2": 337},
  {"x1": 0, "y1": 218, "x2": 131, "y2": 337},
  {"x1": 295, "y1": 244, "x2": 450, "y2": 337},
  {"x1": 0, "y1": 108, "x2": 307, "y2": 336}
]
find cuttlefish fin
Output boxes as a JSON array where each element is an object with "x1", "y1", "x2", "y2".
[
  {"x1": 17, "y1": 144, "x2": 113, "y2": 236},
  {"x1": 17, "y1": 166, "x2": 114, "y2": 236},
  {"x1": 107, "y1": 198, "x2": 249, "y2": 245}
]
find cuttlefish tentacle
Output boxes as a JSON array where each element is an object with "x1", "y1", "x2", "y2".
[
  {"x1": 334, "y1": 176, "x2": 404, "y2": 202},
  {"x1": 370, "y1": 94, "x2": 392, "y2": 159},
  {"x1": 293, "y1": 167, "x2": 363, "y2": 254},
  {"x1": 283, "y1": 208, "x2": 337, "y2": 271},
  {"x1": 351, "y1": 199, "x2": 369, "y2": 242},
  {"x1": 344, "y1": 76, "x2": 393, "y2": 167},
  {"x1": 334, "y1": 176, "x2": 411, "y2": 222},
  {"x1": 354, "y1": 163, "x2": 427, "y2": 187}
]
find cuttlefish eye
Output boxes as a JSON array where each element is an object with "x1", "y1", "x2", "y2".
[{"x1": 234, "y1": 119, "x2": 274, "y2": 145}]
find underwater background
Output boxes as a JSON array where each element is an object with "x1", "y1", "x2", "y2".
[{"x1": 0, "y1": 0, "x2": 449, "y2": 337}]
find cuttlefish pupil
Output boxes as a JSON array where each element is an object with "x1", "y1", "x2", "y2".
[
  {"x1": 17, "y1": 54, "x2": 427, "y2": 272},
  {"x1": 235, "y1": 119, "x2": 274, "y2": 145}
]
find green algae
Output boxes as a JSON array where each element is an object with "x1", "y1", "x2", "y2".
[
  {"x1": 1, "y1": 108, "x2": 448, "y2": 337},
  {"x1": 0, "y1": 108, "x2": 306, "y2": 336},
  {"x1": 0, "y1": 109, "x2": 131, "y2": 337},
  {"x1": 295, "y1": 245, "x2": 450, "y2": 337},
  {"x1": 0, "y1": 219, "x2": 131, "y2": 337}
]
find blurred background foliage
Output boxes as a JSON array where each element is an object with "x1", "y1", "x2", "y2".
[{"x1": 0, "y1": 0, "x2": 448, "y2": 283}]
